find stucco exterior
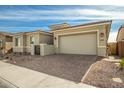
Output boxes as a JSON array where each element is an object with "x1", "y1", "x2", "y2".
[
  {"x1": 0, "y1": 32, "x2": 13, "y2": 54},
  {"x1": 51, "y1": 21, "x2": 111, "y2": 57},
  {"x1": 13, "y1": 30, "x2": 53, "y2": 54},
  {"x1": 39, "y1": 33, "x2": 53, "y2": 44},
  {"x1": 117, "y1": 26, "x2": 124, "y2": 41},
  {"x1": 116, "y1": 26, "x2": 124, "y2": 57},
  {"x1": 13, "y1": 32, "x2": 27, "y2": 53}
]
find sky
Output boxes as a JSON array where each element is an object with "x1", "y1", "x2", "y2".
[{"x1": 0, "y1": 5, "x2": 124, "y2": 42}]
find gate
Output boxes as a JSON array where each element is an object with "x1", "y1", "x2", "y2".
[
  {"x1": 34, "y1": 45, "x2": 40, "y2": 55},
  {"x1": 108, "y1": 42, "x2": 117, "y2": 55},
  {"x1": 118, "y1": 41, "x2": 124, "y2": 58}
]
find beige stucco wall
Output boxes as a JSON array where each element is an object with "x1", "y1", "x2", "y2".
[
  {"x1": 27, "y1": 33, "x2": 40, "y2": 46},
  {"x1": 39, "y1": 34, "x2": 53, "y2": 44},
  {"x1": 53, "y1": 24, "x2": 109, "y2": 57},
  {"x1": 13, "y1": 34, "x2": 27, "y2": 53},
  {"x1": 0, "y1": 34, "x2": 13, "y2": 54},
  {"x1": 26, "y1": 33, "x2": 53, "y2": 53},
  {"x1": 117, "y1": 27, "x2": 124, "y2": 41},
  {"x1": 13, "y1": 47, "x2": 24, "y2": 53},
  {"x1": 13, "y1": 34, "x2": 26, "y2": 47},
  {"x1": 26, "y1": 33, "x2": 40, "y2": 53},
  {"x1": 13, "y1": 33, "x2": 40, "y2": 53},
  {"x1": 40, "y1": 44, "x2": 55, "y2": 56},
  {"x1": 13, "y1": 32, "x2": 53, "y2": 54},
  {"x1": 97, "y1": 25, "x2": 107, "y2": 56}
]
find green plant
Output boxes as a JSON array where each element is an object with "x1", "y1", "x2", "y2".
[{"x1": 119, "y1": 58, "x2": 124, "y2": 70}]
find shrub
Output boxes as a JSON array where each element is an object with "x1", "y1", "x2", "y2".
[{"x1": 119, "y1": 58, "x2": 124, "y2": 70}]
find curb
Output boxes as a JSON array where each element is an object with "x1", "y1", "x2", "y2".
[
  {"x1": 0, "y1": 76, "x2": 18, "y2": 88},
  {"x1": 81, "y1": 62, "x2": 97, "y2": 82}
]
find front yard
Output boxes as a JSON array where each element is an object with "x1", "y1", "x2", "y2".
[
  {"x1": 4, "y1": 54, "x2": 97, "y2": 83},
  {"x1": 82, "y1": 60, "x2": 124, "y2": 88},
  {"x1": 2, "y1": 54, "x2": 123, "y2": 88}
]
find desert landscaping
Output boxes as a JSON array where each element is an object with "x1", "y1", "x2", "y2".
[{"x1": 83, "y1": 60, "x2": 124, "y2": 88}]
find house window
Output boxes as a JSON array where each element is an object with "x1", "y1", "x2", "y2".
[
  {"x1": 15, "y1": 37, "x2": 20, "y2": 46},
  {"x1": 30, "y1": 36, "x2": 35, "y2": 44}
]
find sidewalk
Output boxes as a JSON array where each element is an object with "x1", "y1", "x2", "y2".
[
  {"x1": 103, "y1": 56, "x2": 121, "y2": 63},
  {"x1": 0, "y1": 61, "x2": 95, "y2": 88}
]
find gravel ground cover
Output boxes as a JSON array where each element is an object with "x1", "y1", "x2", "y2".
[{"x1": 83, "y1": 60, "x2": 124, "y2": 88}]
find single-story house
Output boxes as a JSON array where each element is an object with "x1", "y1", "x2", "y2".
[
  {"x1": 13, "y1": 30, "x2": 53, "y2": 54},
  {"x1": 116, "y1": 25, "x2": 124, "y2": 57},
  {"x1": 50, "y1": 20, "x2": 112, "y2": 57},
  {"x1": 0, "y1": 32, "x2": 13, "y2": 54}
]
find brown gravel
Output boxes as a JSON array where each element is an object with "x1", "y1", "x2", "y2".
[
  {"x1": 5, "y1": 54, "x2": 98, "y2": 83},
  {"x1": 83, "y1": 60, "x2": 124, "y2": 88}
]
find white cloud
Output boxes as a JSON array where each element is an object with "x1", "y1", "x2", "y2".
[
  {"x1": 78, "y1": 9, "x2": 124, "y2": 19},
  {"x1": 108, "y1": 31, "x2": 118, "y2": 42},
  {"x1": 0, "y1": 6, "x2": 124, "y2": 21},
  {"x1": 0, "y1": 15, "x2": 112, "y2": 21}
]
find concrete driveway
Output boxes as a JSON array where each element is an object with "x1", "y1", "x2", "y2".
[{"x1": 8, "y1": 54, "x2": 98, "y2": 83}]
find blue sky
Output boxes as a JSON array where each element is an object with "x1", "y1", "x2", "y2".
[{"x1": 0, "y1": 5, "x2": 124, "y2": 42}]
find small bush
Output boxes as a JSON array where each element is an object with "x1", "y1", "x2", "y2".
[{"x1": 119, "y1": 58, "x2": 124, "y2": 70}]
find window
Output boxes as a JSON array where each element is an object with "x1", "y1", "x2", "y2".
[
  {"x1": 15, "y1": 37, "x2": 20, "y2": 46},
  {"x1": 30, "y1": 36, "x2": 35, "y2": 44}
]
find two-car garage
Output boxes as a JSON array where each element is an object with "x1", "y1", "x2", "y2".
[
  {"x1": 59, "y1": 32, "x2": 97, "y2": 55},
  {"x1": 52, "y1": 21, "x2": 112, "y2": 57}
]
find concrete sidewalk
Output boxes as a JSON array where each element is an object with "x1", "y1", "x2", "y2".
[
  {"x1": 0, "y1": 61, "x2": 95, "y2": 88},
  {"x1": 103, "y1": 56, "x2": 121, "y2": 63}
]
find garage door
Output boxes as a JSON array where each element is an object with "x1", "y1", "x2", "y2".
[{"x1": 59, "y1": 32, "x2": 97, "y2": 55}]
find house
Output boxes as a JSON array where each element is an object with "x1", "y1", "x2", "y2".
[
  {"x1": 117, "y1": 25, "x2": 124, "y2": 41},
  {"x1": 0, "y1": 32, "x2": 13, "y2": 54},
  {"x1": 13, "y1": 30, "x2": 53, "y2": 54},
  {"x1": 51, "y1": 21, "x2": 112, "y2": 57},
  {"x1": 116, "y1": 26, "x2": 124, "y2": 57}
]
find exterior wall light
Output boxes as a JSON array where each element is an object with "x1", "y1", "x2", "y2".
[
  {"x1": 100, "y1": 33, "x2": 104, "y2": 41},
  {"x1": 100, "y1": 33, "x2": 104, "y2": 37}
]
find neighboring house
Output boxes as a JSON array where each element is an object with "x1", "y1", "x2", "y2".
[
  {"x1": 0, "y1": 32, "x2": 13, "y2": 54},
  {"x1": 117, "y1": 25, "x2": 124, "y2": 41},
  {"x1": 13, "y1": 30, "x2": 53, "y2": 54},
  {"x1": 116, "y1": 26, "x2": 124, "y2": 57},
  {"x1": 51, "y1": 21, "x2": 112, "y2": 57}
]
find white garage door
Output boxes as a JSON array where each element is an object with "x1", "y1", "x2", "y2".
[{"x1": 59, "y1": 33, "x2": 97, "y2": 55}]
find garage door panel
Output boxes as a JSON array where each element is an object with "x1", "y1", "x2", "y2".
[{"x1": 59, "y1": 33, "x2": 97, "y2": 55}]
